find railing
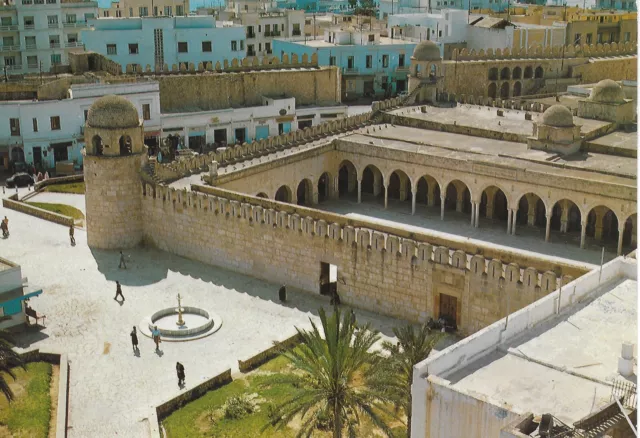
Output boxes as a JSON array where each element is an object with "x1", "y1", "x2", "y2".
[
  {"x1": 264, "y1": 30, "x2": 271, "y2": 37},
  {"x1": 23, "y1": 24, "x2": 35, "y2": 30},
  {"x1": 25, "y1": 43, "x2": 37, "y2": 50},
  {"x1": 291, "y1": 30, "x2": 301, "y2": 36},
  {"x1": 396, "y1": 65, "x2": 409, "y2": 72},
  {"x1": 272, "y1": 30, "x2": 281, "y2": 36},
  {"x1": 246, "y1": 32, "x2": 255, "y2": 38},
  {"x1": 49, "y1": 42, "x2": 61, "y2": 48},
  {"x1": 342, "y1": 67, "x2": 359, "y2": 74},
  {"x1": 26, "y1": 63, "x2": 38, "y2": 69},
  {"x1": 0, "y1": 44, "x2": 20, "y2": 52},
  {"x1": 48, "y1": 22, "x2": 59, "y2": 29},
  {"x1": 65, "y1": 41, "x2": 82, "y2": 48},
  {"x1": 0, "y1": 24, "x2": 18, "y2": 31},
  {"x1": 63, "y1": 21, "x2": 87, "y2": 28},
  {"x1": 266, "y1": 50, "x2": 273, "y2": 55},
  {"x1": 3, "y1": 64, "x2": 23, "y2": 71},
  {"x1": 247, "y1": 50, "x2": 256, "y2": 56}
]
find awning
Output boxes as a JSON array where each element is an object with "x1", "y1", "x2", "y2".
[{"x1": 0, "y1": 288, "x2": 43, "y2": 316}]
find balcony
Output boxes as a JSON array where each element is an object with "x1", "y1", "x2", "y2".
[
  {"x1": 264, "y1": 30, "x2": 271, "y2": 37},
  {"x1": 2, "y1": 63, "x2": 23, "y2": 71},
  {"x1": 342, "y1": 67, "x2": 359, "y2": 75},
  {"x1": 0, "y1": 24, "x2": 18, "y2": 31},
  {"x1": 48, "y1": 22, "x2": 59, "y2": 29},
  {"x1": 27, "y1": 62, "x2": 38, "y2": 69},
  {"x1": 396, "y1": 65, "x2": 409, "y2": 72},
  {"x1": 25, "y1": 43, "x2": 37, "y2": 50},
  {"x1": 49, "y1": 42, "x2": 60, "y2": 48},
  {"x1": 246, "y1": 31, "x2": 255, "y2": 39},
  {"x1": 63, "y1": 21, "x2": 87, "y2": 28},
  {"x1": 23, "y1": 24, "x2": 35, "y2": 30},
  {"x1": 0, "y1": 44, "x2": 20, "y2": 52},
  {"x1": 272, "y1": 30, "x2": 281, "y2": 37},
  {"x1": 247, "y1": 50, "x2": 256, "y2": 57},
  {"x1": 65, "y1": 41, "x2": 82, "y2": 48},
  {"x1": 291, "y1": 30, "x2": 301, "y2": 36}
]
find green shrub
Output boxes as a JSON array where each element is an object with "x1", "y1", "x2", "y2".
[{"x1": 223, "y1": 395, "x2": 254, "y2": 420}]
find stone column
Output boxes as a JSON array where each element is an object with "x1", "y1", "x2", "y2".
[
  {"x1": 526, "y1": 195, "x2": 536, "y2": 226},
  {"x1": 485, "y1": 189, "x2": 495, "y2": 220},
  {"x1": 545, "y1": 214, "x2": 552, "y2": 242},
  {"x1": 511, "y1": 208, "x2": 517, "y2": 235},
  {"x1": 617, "y1": 224, "x2": 625, "y2": 255},
  {"x1": 507, "y1": 209, "x2": 513, "y2": 234},
  {"x1": 594, "y1": 210, "x2": 604, "y2": 241},
  {"x1": 427, "y1": 184, "x2": 436, "y2": 207},
  {"x1": 470, "y1": 202, "x2": 476, "y2": 226},
  {"x1": 384, "y1": 185, "x2": 388, "y2": 210},
  {"x1": 334, "y1": 176, "x2": 340, "y2": 200},
  {"x1": 560, "y1": 201, "x2": 569, "y2": 233},
  {"x1": 399, "y1": 177, "x2": 408, "y2": 202},
  {"x1": 312, "y1": 186, "x2": 319, "y2": 205},
  {"x1": 474, "y1": 202, "x2": 480, "y2": 228},
  {"x1": 456, "y1": 188, "x2": 464, "y2": 213},
  {"x1": 580, "y1": 220, "x2": 587, "y2": 249},
  {"x1": 183, "y1": 127, "x2": 190, "y2": 149},
  {"x1": 441, "y1": 200, "x2": 445, "y2": 221},
  {"x1": 357, "y1": 179, "x2": 362, "y2": 204},
  {"x1": 412, "y1": 190, "x2": 417, "y2": 215}
]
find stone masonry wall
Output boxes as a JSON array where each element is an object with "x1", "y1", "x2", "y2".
[{"x1": 141, "y1": 185, "x2": 585, "y2": 335}]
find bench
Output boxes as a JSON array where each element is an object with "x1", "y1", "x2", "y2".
[{"x1": 25, "y1": 306, "x2": 46, "y2": 327}]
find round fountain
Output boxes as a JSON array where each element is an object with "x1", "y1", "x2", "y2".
[{"x1": 139, "y1": 294, "x2": 222, "y2": 342}]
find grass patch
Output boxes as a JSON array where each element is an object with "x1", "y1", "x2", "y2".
[
  {"x1": 162, "y1": 347, "x2": 407, "y2": 438},
  {"x1": 43, "y1": 182, "x2": 85, "y2": 194},
  {"x1": 27, "y1": 202, "x2": 85, "y2": 221},
  {"x1": 0, "y1": 362, "x2": 53, "y2": 437}
]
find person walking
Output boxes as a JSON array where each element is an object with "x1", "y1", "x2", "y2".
[
  {"x1": 118, "y1": 251, "x2": 127, "y2": 269},
  {"x1": 350, "y1": 309, "x2": 357, "y2": 328},
  {"x1": 69, "y1": 224, "x2": 75, "y2": 246},
  {"x1": 1, "y1": 220, "x2": 7, "y2": 239},
  {"x1": 152, "y1": 326, "x2": 161, "y2": 352},
  {"x1": 114, "y1": 281, "x2": 125, "y2": 302},
  {"x1": 176, "y1": 362, "x2": 185, "y2": 387},
  {"x1": 278, "y1": 284, "x2": 287, "y2": 303},
  {"x1": 130, "y1": 326, "x2": 139, "y2": 353}
]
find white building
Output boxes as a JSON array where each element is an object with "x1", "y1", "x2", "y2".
[
  {"x1": 0, "y1": 81, "x2": 160, "y2": 170},
  {"x1": 388, "y1": 9, "x2": 468, "y2": 44},
  {"x1": 411, "y1": 255, "x2": 638, "y2": 438},
  {"x1": 0, "y1": 0, "x2": 98, "y2": 75},
  {"x1": 0, "y1": 257, "x2": 43, "y2": 331}
]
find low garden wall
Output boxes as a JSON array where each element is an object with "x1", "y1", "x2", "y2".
[
  {"x1": 19, "y1": 349, "x2": 69, "y2": 438},
  {"x1": 2, "y1": 195, "x2": 73, "y2": 227},
  {"x1": 34, "y1": 174, "x2": 83, "y2": 192},
  {"x1": 237, "y1": 332, "x2": 302, "y2": 373}
]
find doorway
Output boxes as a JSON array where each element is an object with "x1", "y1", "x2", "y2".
[
  {"x1": 33, "y1": 146, "x2": 42, "y2": 168},
  {"x1": 438, "y1": 293, "x2": 457, "y2": 328},
  {"x1": 319, "y1": 262, "x2": 337, "y2": 296},
  {"x1": 214, "y1": 129, "x2": 227, "y2": 146},
  {"x1": 234, "y1": 127, "x2": 246, "y2": 145}
]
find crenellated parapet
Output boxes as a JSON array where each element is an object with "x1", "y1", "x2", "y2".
[
  {"x1": 435, "y1": 93, "x2": 556, "y2": 113},
  {"x1": 451, "y1": 42, "x2": 638, "y2": 62}
]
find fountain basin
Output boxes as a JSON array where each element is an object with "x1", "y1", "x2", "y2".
[{"x1": 139, "y1": 306, "x2": 222, "y2": 342}]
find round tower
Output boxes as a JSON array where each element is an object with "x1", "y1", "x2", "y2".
[
  {"x1": 84, "y1": 95, "x2": 147, "y2": 249},
  {"x1": 408, "y1": 41, "x2": 443, "y2": 104}
]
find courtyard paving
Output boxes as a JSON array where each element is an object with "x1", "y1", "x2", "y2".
[{"x1": 2, "y1": 189, "x2": 410, "y2": 437}]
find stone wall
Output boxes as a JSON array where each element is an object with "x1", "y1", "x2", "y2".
[
  {"x1": 450, "y1": 42, "x2": 637, "y2": 61},
  {"x1": 157, "y1": 66, "x2": 341, "y2": 113},
  {"x1": 2, "y1": 195, "x2": 74, "y2": 227},
  {"x1": 34, "y1": 174, "x2": 84, "y2": 191},
  {"x1": 237, "y1": 333, "x2": 302, "y2": 373},
  {"x1": 141, "y1": 184, "x2": 587, "y2": 335}
]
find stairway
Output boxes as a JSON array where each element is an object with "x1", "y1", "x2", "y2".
[{"x1": 142, "y1": 160, "x2": 162, "y2": 184}]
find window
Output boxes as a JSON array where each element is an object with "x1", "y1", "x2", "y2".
[
  {"x1": 382, "y1": 54, "x2": 389, "y2": 68},
  {"x1": 202, "y1": 41, "x2": 211, "y2": 52},
  {"x1": 116, "y1": 10, "x2": 121, "y2": 17},
  {"x1": 129, "y1": 7, "x2": 133, "y2": 17},
  {"x1": 153, "y1": 6, "x2": 157, "y2": 16},
  {"x1": 368, "y1": 34, "x2": 374, "y2": 42},
  {"x1": 50, "y1": 54, "x2": 61, "y2": 64},
  {"x1": 131, "y1": 63, "x2": 138, "y2": 72},
  {"x1": 10, "y1": 118, "x2": 20, "y2": 136},
  {"x1": 164, "y1": 6, "x2": 172, "y2": 15},
  {"x1": 265, "y1": 24, "x2": 271, "y2": 35},
  {"x1": 292, "y1": 23, "x2": 301, "y2": 36},
  {"x1": 597, "y1": 33, "x2": 603, "y2": 43},
  {"x1": 49, "y1": 35, "x2": 60, "y2": 48},
  {"x1": 265, "y1": 42, "x2": 271, "y2": 54},
  {"x1": 366, "y1": 55, "x2": 372, "y2": 68},
  {"x1": 22, "y1": 0, "x2": 32, "y2": 4},
  {"x1": 231, "y1": 40, "x2": 237, "y2": 51},
  {"x1": 247, "y1": 26, "x2": 255, "y2": 38},
  {"x1": 26, "y1": 55, "x2": 37, "y2": 67},
  {"x1": 586, "y1": 33, "x2": 593, "y2": 44},
  {"x1": 66, "y1": 14, "x2": 76, "y2": 23},
  {"x1": 107, "y1": 44, "x2": 117, "y2": 55},
  {"x1": 25, "y1": 36, "x2": 36, "y2": 48},
  {"x1": 68, "y1": 33, "x2": 78, "y2": 44},
  {"x1": 32, "y1": 118, "x2": 38, "y2": 132},
  {"x1": 139, "y1": 7, "x2": 148, "y2": 16},
  {"x1": 4, "y1": 56, "x2": 16, "y2": 66},
  {"x1": 34, "y1": 0, "x2": 43, "y2": 4},
  {"x1": 258, "y1": 43, "x2": 262, "y2": 52},
  {"x1": 47, "y1": 15, "x2": 58, "y2": 26},
  {"x1": 50, "y1": 116, "x2": 61, "y2": 131},
  {"x1": 621, "y1": 1, "x2": 627, "y2": 7},
  {"x1": 129, "y1": 43, "x2": 138, "y2": 54},
  {"x1": 103, "y1": 11, "x2": 110, "y2": 17},
  {"x1": 177, "y1": 42, "x2": 187, "y2": 53},
  {"x1": 574, "y1": 33, "x2": 581, "y2": 45},
  {"x1": 3, "y1": 36, "x2": 14, "y2": 47},
  {"x1": 347, "y1": 56, "x2": 354, "y2": 69},
  {"x1": 84, "y1": 110, "x2": 88, "y2": 121},
  {"x1": 240, "y1": 40, "x2": 244, "y2": 50},
  {"x1": 624, "y1": 32, "x2": 631, "y2": 41},
  {"x1": 247, "y1": 44, "x2": 255, "y2": 55},
  {"x1": 142, "y1": 104, "x2": 150, "y2": 120},
  {"x1": 176, "y1": 5, "x2": 183, "y2": 15},
  {"x1": 1, "y1": 17, "x2": 11, "y2": 26},
  {"x1": 329, "y1": 56, "x2": 336, "y2": 66},
  {"x1": 399, "y1": 53, "x2": 405, "y2": 67},
  {"x1": 23, "y1": 16, "x2": 34, "y2": 27}
]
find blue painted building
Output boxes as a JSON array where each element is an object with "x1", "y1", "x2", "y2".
[
  {"x1": 276, "y1": 0, "x2": 352, "y2": 13},
  {"x1": 273, "y1": 30, "x2": 416, "y2": 100},
  {"x1": 82, "y1": 16, "x2": 245, "y2": 73}
]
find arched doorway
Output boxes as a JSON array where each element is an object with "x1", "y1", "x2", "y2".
[
  {"x1": 387, "y1": 169, "x2": 412, "y2": 202},
  {"x1": 534, "y1": 66, "x2": 544, "y2": 79},
  {"x1": 415, "y1": 174, "x2": 441, "y2": 209},
  {"x1": 586, "y1": 206, "x2": 619, "y2": 247},
  {"x1": 275, "y1": 185, "x2": 292, "y2": 203},
  {"x1": 500, "y1": 67, "x2": 511, "y2": 80},
  {"x1": 488, "y1": 68, "x2": 498, "y2": 81},
  {"x1": 488, "y1": 83, "x2": 497, "y2": 99},
  {"x1": 516, "y1": 193, "x2": 546, "y2": 227},
  {"x1": 119, "y1": 135, "x2": 132, "y2": 155},
  {"x1": 622, "y1": 214, "x2": 637, "y2": 249},
  {"x1": 480, "y1": 186, "x2": 509, "y2": 222},
  {"x1": 256, "y1": 192, "x2": 268, "y2": 198},
  {"x1": 500, "y1": 82, "x2": 510, "y2": 99},
  {"x1": 317, "y1": 172, "x2": 332, "y2": 203},
  {"x1": 524, "y1": 66, "x2": 533, "y2": 79},
  {"x1": 10, "y1": 147, "x2": 24, "y2": 163},
  {"x1": 513, "y1": 81, "x2": 522, "y2": 97},
  {"x1": 361, "y1": 164, "x2": 384, "y2": 199},
  {"x1": 444, "y1": 180, "x2": 471, "y2": 214},
  {"x1": 296, "y1": 179, "x2": 313, "y2": 206},
  {"x1": 92, "y1": 135, "x2": 104, "y2": 156},
  {"x1": 550, "y1": 199, "x2": 581, "y2": 242},
  {"x1": 512, "y1": 66, "x2": 522, "y2": 79},
  {"x1": 338, "y1": 160, "x2": 357, "y2": 199}
]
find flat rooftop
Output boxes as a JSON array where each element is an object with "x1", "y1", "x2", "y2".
[
  {"x1": 445, "y1": 275, "x2": 637, "y2": 425},
  {"x1": 342, "y1": 124, "x2": 637, "y2": 182},
  {"x1": 587, "y1": 130, "x2": 638, "y2": 153},
  {"x1": 288, "y1": 36, "x2": 414, "y2": 47}
]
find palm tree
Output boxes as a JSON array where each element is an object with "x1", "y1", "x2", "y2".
[
  {"x1": 0, "y1": 330, "x2": 24, "y2": 402},
  {"x1": 265, "y1": 307, "x2": 397, "y2": 438},
  {"x1": 376, "y1": 324, "x2": 444, "y2": 438}
]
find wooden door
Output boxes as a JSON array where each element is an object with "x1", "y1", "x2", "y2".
[{"x1": 439, "y1": 293, "x2": 457, "y2": 324}]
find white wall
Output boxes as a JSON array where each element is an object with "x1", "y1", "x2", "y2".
[{"x1": 466, "y1": 25, "x2": 514, "y2": 51}]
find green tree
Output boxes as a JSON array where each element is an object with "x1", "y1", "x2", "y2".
[
  {"x1": 375, "y1": 324, "x2": 444, "y2": 437},
  {"x1": 264, "y1": 308, "x2": 396, "y2": 438},
  {"x1": 357, "y1": 0, "x2": 377, "y2": 16},
  {"x1": 348, "y1": 0, "x2": 358, "y2": 9},
  {"x1": 0, "y1": 330, "x2": 25, "y2": 402}
]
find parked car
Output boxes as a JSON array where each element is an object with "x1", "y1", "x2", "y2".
[{"x1": 6, "y1": 173, "x2": 34, "y2": 188}]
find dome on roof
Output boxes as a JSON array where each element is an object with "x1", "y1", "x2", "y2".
[
  {"x1": 87, "y1": 95, "x2": 140, "y2": 129},
  {"x1": 589, "y1": 79, "x2": 626, "y2": 104},
  {"x1": 411, "y1": 41, "x2": 442, "y2": 62},
  {"x1": 540, "y1": 104, "x2": 574, "y2": 128}
]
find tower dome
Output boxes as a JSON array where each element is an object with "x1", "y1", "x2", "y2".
[
  {"x1": 589, "y1": 79, "x2": 626, "y2": 104},
  {"x1": 541, "y1": 105, "x2": 574, "y2": 128},
  {"x1": 411, "y1": 41, "x2": 442, "y2": 61},
  {"x1": 87, "y1": 95, "x2": 140, "y2": 129}
]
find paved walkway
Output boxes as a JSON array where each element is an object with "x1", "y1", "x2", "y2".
[{"x1": 1, "y1": 192, "x2": 411, "y2": 437}]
